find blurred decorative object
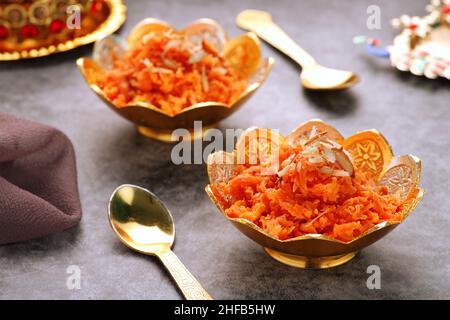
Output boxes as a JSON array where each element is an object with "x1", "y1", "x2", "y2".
[
  {"x1": 0, "y1": 112, "x2": 82, "y2": 245},
  {"x1": 0, "y1": 0, "x2": 126, "y2": 60},
  {"x1": 236, "y1": 9, "x2": 359, "y2": 90},
  {"x1": 205, "y1": 120, "x2": 424, "y2": 269},
  {"x1": 352, "y1": 35, "x2": 390, "y2": 58},
  {"x1": 77, "y1": 18, "x2": 273, "y2": 142},
  {"x1": 355, "y1": 0, "x2": 450, "y2": 80}
]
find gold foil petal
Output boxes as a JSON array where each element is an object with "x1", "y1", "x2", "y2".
[
  {"x1": 343, "y1": 129, "x2": 393, "y2": 180},
  {"x1": 127, "y1": 18, "x2": 173, "y2": 48},
  {"x1": 235, "y1": 127, "x2": 286, "y2": 165},
  {"x1": 287, "y1": 119, "x2": 344, "y2": 146},
  {"x1": 378, "y1": 154, "x2": 421, "y2": 202},
  {"x1": 181, "y1": 18, "x2": 227, "y2": 52},
  {"x1": 206, "y1": 151, "x2": 237, "y2": 186},
  {"x1": 223, "y1": 32, "x2": 261, "y2": 79}
]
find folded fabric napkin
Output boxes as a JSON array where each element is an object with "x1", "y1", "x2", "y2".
[{"x1": 0, "y1": 112, "x2": 82, "y2": 245}]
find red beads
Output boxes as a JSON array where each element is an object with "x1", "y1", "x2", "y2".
[
  {"x1": 0, "y1": 25, "x2": 9, "y2": 39},
  {"x1": 21, "y1": 24, "x2": 39, "y2": 38},
  {"x1": 90, "y1": 1, "x2": 103, "y2": 14},
  {"x1": 443, "y1": 4, "x2": 450, "y2": 15},
  {"x1": 409, "y1": 23, "x2": 418, "y2": 30},
  {"x1": 367, "y1": 37, "x2": 380, "y2": 46},
  {"x1": 50, "y1": 19, "x2": 65, "y2": 33}
]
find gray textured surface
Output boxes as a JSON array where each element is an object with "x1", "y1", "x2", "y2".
[{"x1": 0, "y1": 0, "x2": 449, "y2": 300}]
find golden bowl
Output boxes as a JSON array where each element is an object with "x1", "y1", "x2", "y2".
[
  {"x1": 205, "y1": 119, "x2": 424, "y2": 269},
  {"x1": 77, "y1": 18, "x2": 274, "y2": 142}
]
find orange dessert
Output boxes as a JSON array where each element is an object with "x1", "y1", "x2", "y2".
[
  {"x1": 212, "y1": 129, "x2": 403, "y2": 242},
  {"x1": 90, "y1": 30, "x2": 247, "y2": 115}
]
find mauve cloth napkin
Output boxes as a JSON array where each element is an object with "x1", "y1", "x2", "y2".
[{"x1": 0, "y1": 112, "x2": 82, "y2": 245}]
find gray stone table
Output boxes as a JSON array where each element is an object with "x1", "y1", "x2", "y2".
[{"x1": 0, "y1": 0, "x2": 449, "y2": 299}]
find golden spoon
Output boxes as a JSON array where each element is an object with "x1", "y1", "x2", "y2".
[
  {"x1": 237, "y1": 10, "x2": 359, "y2": 90},
  {"x1": 108, "y1": 184, "x2": 213, "y2": 300}
]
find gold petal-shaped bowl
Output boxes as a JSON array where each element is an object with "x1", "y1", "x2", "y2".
[
  {"x1": 77, "y1": 18, "x2": 274, "y2": 142},
  {"x1": 205, "y1": 119, "x2": 424, "y2": 269}
]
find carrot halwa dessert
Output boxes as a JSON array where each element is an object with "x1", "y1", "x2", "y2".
[
  {"x1": 91, "y1": 30, "x2": 247, "y2": 115},
  {"x1": 212, "y1": 129, "x2": 403, "y2": 242}
]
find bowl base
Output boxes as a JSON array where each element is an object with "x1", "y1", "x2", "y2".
[
  {"x1": 264, "y1": 248, "x2": 358, "y2": 269},
  {"x1": 136, "y1": 124, "x2": 216, "y2": 142}
]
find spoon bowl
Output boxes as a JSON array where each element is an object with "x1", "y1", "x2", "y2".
[
  {"x1": 108, "y1": 184, "x2": 175, "y2": 255},
  {"x1": 300, "y1": 65, "x2": 360, "y2": 90},
  {"x1": 108, "y1": 184, "x2": 212, "y2": 300},
  {"x1": 237, "y1": 10, "x2": 359, "y2": 90}
]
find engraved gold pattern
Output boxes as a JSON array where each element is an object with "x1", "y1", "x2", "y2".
[
  {"x1": 207, "y1": 151, "x2": 236, "y2": 203},
  {"x1": 158, "y1": 251, "x2": 213, "y2": 300},
  {"x1": 379, "y1": 165, "x2": 413, "y2": 199},
  {"x1": 347, "y1": 140, "x2": 384, "y2": 176},
  {"x1": 343, "y1": 130, "x2": 393, "y2": 180}
]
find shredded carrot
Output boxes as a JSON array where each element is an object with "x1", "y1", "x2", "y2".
[
  {"x1": 91, "y1": 30, "x2": 247, "y2": 115},
  {"x1": 213, "y1": 132, "x2": 403, "y2": 242}
]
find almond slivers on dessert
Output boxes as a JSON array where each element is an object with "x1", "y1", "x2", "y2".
[
  {"x1": 90, "y1": 30, "x2": 247, "y2": 115},
  {"x1": 212, "y1": 127, "x2": 403, "y2": 242}
]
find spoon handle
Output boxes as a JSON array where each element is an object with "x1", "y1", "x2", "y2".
[
  {"x1": 236, "y1": 10, "x2": 316, "y2": 68},
  {"x1": 157, "y1": 250, "x2": 213, "y2": 300}
]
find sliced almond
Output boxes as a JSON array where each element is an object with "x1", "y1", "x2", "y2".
[
  {"x1": 301, "y1": 145, "x2": 319, "y2": 156},
  {"x1": 343, "y1": 149, "x2": 353, "y2": 161},
  {"x1": 321, "y1": 143, "x2": 336, "y2": 163},
  {"x1": 331, "y1": 169, "x2": 350, "y2": 177},
  {"x1": 142, "y1": 33, "x2": 156, "y2": 44},
  {"x1": 142, "y1": 58, "x2": 153, "y2": 68},
  {"x1": 211, "y1": 67, "x2": 227, "y2": 76},
  {"x1": 307, "y1": 212, "x2": 328, "y2": 225},
  {"x1": 153, "y1": 67, "x2": 172, "y2": 74},
  {"x1": 188, "y1": 50, "x2": 205, "y2": 64},
  {"x1": 201, "y1": 65, "x2": 209, "y2": 92},
  {"x1": 324, "y1": 138, "x2": 343, "y2": 150},
  {"x1": 334, "y1": 149, "x2": 354, "y2": 176},
  {"x1": 163, "y1": 29, "x2": 174, "y2": 38},
  {"x1": 163, "y1": 58, "x2": 179, "y2": 69},
  {"x1": 277, "y1": 154, "x2": 297, "y2": 177},
  {"x1": 164, "y1": 39, "x2": 180, "y2": 51},
  {"x1": 303, "y1": 131, "x2": 327, "y2": 147},
  {"x1": 281, "y1": 154, "x2": 295, "y2": 168},
  {"x1": 296, "y1": 160, "x2": 302, "y2": 171},
  {"x1": 309, "y1": 125, "x2": 317, "y2": 139},
  {"x1": 318, "y1": 166, "x2": 334, "y2": 175},
  {"x1": 277, "y1": 163, "x2": 292, "y2": 177},
  {"x1": 308, "y1": 156, "x2": 324, "y2": 164}
]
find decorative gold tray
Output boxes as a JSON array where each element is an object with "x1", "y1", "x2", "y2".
[
  {"x1": 206, "y1": 120, "x2": 424, "y2": 269},
  {"x1": 0, "y1": 0, "x2": 126, "y2": 61}
]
